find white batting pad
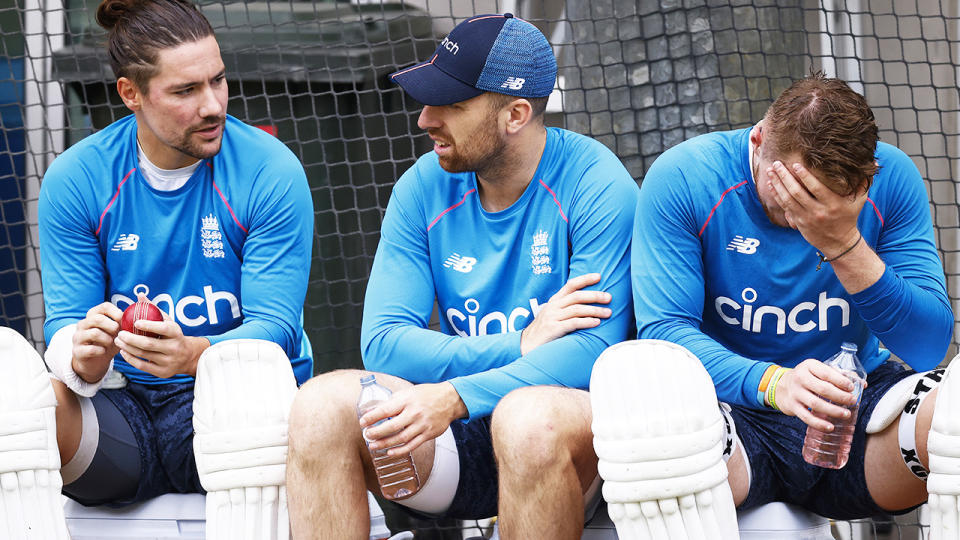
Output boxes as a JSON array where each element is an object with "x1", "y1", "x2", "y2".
[
  {"x1": 928, "y1": 357, "x2": 960, "y2": 540},
  {"x1": 590, "y1": 339, "x2": 739, "y2": 540},
  {"x1": 193, "y1": 339, "x2": 297, "y2": 540},
  {"x1": 0, "y1": 326, "x2": 70, "y2": 539}
]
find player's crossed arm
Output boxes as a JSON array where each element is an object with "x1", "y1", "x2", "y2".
[
  {"x1": 359, "y1": 272, "x2": 614, "y2": 456},
  {"x1": 520, "y1": 272, "x2": 612, "y2": 355}
]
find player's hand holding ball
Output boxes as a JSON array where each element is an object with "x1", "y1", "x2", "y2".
[
  {"x1": 120, "y1": 295, "x2": 164, "y2": 338},
  {"x1": 116, "y1": 293, "x2": 210, "y2": 378}
]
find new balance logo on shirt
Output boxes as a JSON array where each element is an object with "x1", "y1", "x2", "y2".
[
  {"x1": 727, "y1": 235, "x2": 759, "y2": 254},
  {"x1": 501, "y1": 77, "x2": 525, "y2": 90},
  {"x1": 443, "y1": 253, "x2": 477, "y2": 273},
  {"x1": 112, "y1": 233, "x2": 140, "y2": 251}
]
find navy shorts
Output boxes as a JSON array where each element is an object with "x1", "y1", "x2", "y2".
[
  {"x1": 62, "y1": 381, "x2": 204, "y2": 507},
  {"x1": 392, "y1": 416, "x2": 499, "y2": 520},
  {"x1": 732, "y1": 360, "x2": 917, "y2": 520}
]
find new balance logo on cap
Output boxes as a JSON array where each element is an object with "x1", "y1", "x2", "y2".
[
  {"x1": 389, "y1": 13, "x2": 557, "y2": 106},
  {"x1": 727, "y1": 235, "x2": 759, "y2": 254},
  {"x1": 501, "y1": 77, "x2": 525, "y2": 90}
]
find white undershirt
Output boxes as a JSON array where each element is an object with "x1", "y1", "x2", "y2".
[{"x1": 137, "y1": 141, "x2": 202, "y2": 191}]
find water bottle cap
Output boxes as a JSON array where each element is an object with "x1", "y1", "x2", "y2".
[
  {"x1": 841, "y1": 342, "x2": 857, "y2": 353},
  {"x1": 360, "y1": 374, "x2": 376, "y2": 385}
]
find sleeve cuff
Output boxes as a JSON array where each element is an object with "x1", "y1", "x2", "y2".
[{"x1": 44, "y1": 323, "x2": 113, "y2": 397}]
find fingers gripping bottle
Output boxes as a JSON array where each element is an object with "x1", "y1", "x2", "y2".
[
  {"x1": 802, "y1": 342, "x2": 867, "y2": 469},
  {"x1": 357, "y1": 374, "x2": 421, "y2": 499}
]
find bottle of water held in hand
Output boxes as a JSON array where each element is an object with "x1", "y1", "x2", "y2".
[
  {"x1": 802, "y1": 342, "x2": 867, "y2": 469},
  {"x1": 357, "y1": 374, "x2": 421, "y2": 499}
]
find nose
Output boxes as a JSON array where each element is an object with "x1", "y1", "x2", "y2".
[
  {"x1": 417, "y1": 105, "x2": 441, "y2": 130},
  {"x1": 198, "y1": 84, "x2": 225, "y2": 119}
]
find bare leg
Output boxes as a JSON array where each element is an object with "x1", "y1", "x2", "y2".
[
  {"x1": 51, "y1": 379, "x2": 82, "y2": 466},
  {"x1": 493, "y1": 386, "x2": 597, "y2": 540},
  {"x1": 864, "y1": 386, "x2": 936, "y2": 511},
  {"x1": 286, "y1": 370, "x2": 435, "y2": 540},
  {"x1": 726, "y1": 437, "x2": 750, "y2": 506}
]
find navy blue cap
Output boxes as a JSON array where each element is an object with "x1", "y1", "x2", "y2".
[{"x1": 390, "y1": 13, "x2": 558, "y2": 106}]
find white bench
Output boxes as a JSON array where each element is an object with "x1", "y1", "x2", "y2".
[{"x1": 63, "y1": 492, "x2": 392, "y2": 540}]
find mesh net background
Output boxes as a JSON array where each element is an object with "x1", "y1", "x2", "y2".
[
  {"x1": 2, "y1": 0, "x2": 958, "y2": 381},
  {"x1": 0, "y1": 1, "x2": 953, "y2": 535}
]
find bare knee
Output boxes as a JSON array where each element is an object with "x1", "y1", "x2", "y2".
[
  {"x1": 492, "y1": 387, "x2": 595, "y2": 478},
  {"x1": 289, "y1": 370, "x2": 367, "y2": 457}
]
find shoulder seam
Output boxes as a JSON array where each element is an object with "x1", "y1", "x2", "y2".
[{"x1": 699, "y1": 180, "x2": 748, "y2": 237}]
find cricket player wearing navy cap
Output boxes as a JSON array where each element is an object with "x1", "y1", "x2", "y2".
[{"x1": 287, "y1": 13, "x2": 639, "y2": 539}]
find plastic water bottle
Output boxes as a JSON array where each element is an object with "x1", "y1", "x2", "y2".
[
  {"x1": 802, "y1": 342, "x2": 866, "y2": 469},
  {"x1": 357, "y1": 374, "x2": 421, "y2": 499}
]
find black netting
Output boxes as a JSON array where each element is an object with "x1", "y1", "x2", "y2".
[
  {"x1": 1, "y1": 0, "x2": 954, "y2": 535},
  {"x1": 6, "y1": 1, "x2": 958, "y2": 372}
]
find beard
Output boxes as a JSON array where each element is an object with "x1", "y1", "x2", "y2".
[
  {"x1": 433, "y1": 118, "x2": 507, "y2": 174},
  {"x1": 174, "y1": 116, "x2": 226, "y2": 160}
]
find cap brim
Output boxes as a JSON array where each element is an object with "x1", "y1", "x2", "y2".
[{"x1": 390, "y1": 60, "x2": 484, "y2": 106}]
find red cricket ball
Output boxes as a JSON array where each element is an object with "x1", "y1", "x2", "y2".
[{"x1": 121, "y1": 299, "x2": 163, "y2": 338}]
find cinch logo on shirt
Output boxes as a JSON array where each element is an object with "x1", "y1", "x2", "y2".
[
  {"x1": 112, "y1": 233, "x2": 140, "y2": 251},
  {"x1": 714, "y1": 288, "x2": 849, "y2": 334},
  {"x1": 443, "y1": 253, "x2": 477, "y2": 273},
  {"x1": 446, "y1": 297, "x2": 543, "y2": 336},
  {"x1": 112, "y1": 283, "x2": 241, "y2": 328},
  {"x1": 726, "y1": 235, "x2": 759, "y2": 254},
  {"x1": 501, "y1": 77, "x2": 525, "y2": 90}
]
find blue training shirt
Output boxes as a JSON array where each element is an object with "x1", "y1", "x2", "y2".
[
  {"x1": 633, "y1": 127, "x2": 953, "y2": 408},
  {"x1": 362, "y1": 127, "x2": 639, "y2": 419},
  {"x1": 39, "y1": 114, "x2": 314, "y2": 385}
]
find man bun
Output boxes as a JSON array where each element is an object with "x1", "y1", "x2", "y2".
[{"x1": 95, "y1": 0, "x2": 138, "y2": 32}]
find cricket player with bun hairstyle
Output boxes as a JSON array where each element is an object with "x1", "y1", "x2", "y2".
[
  {"x1": 286, "y1": 13, "x2": 639, "y2": 539},
  {"x1": 0, "y1": 0, "x2": 313, "y2": 537}
]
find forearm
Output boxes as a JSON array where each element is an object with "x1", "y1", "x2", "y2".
[
  {"x1": 362, "y1": 324, "x2": 521, "y2": 383},
  {"x1": 850, "y1": 265, "x2": 953, "y2": 370},
  {"x1": 826, "y1": 231, "x2": 886, "y2": 294},
  {"x1": 73, "y1": 355, "x2": 110, "y2": 383}
]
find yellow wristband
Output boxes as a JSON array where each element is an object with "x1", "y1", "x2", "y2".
[
  {"x1": 756, "y1": 365, "x2": 779, "y2": 407},
  {"x1": 758, "y1": 365, "x2": 778, "y2": 392},
  {"x1": 766, "y1": 367, "x2": 791, "y2": 411}
]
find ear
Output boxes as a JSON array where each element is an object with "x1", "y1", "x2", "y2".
[
  {"x1": 750, "y1": 119, "x2": 765, "y2": 147},
  {"x1": 117, "y1": 77, "x2": 143, "y2": 112},
  {"x1": 503, "y1": 98, "x2": 534, "y2": 135}
]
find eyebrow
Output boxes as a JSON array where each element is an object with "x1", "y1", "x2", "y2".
[{"x1": 170, "y1": 69, "x2": 226, "y2": 91}]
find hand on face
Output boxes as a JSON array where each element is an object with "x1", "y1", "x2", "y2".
[
  {"x1": 766, "y1": 160, "x2": 866, "y2": 257},
  {"x1": 358, "y1": 382, "x2": 466, "y2": 456}
]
